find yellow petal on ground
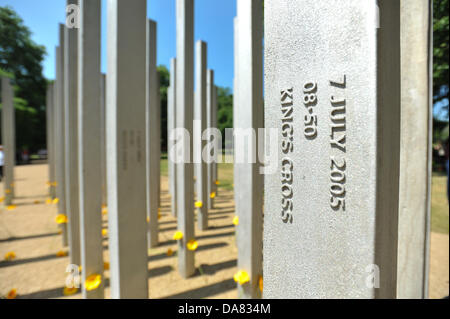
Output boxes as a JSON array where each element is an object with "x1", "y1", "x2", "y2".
[
  {"x1": 186, "y1": 239, "x2": 198, "y2": 251},
  {"x1": 234, "y1": 270, "x2": 250, "y2": 285},
  {"x1": 4, "y1": 251, "x2": 16, "y2": 261},
  {"x1": 56, "y1": 250, "x2": 68, "y2": 257},
  {"x1": 147, "y1": 216, "x2": 150, "y2": 223},
  {"x1": 158, "y1": 210, "x2": 162, "y2": 220},
  {"x1": 101, "y1": 207, "x2": 108, "y2": 215},
  {"x1": 232, "y1": 216, "x2": 239, "y2": 226},
  {"x1": 210, "y1": 192, "x2": 216, "y2": 199},
  {"x1": 6, "y1": 289, "x2": 17, "y2": 299},
  {"x1": 85, "y1": 274, "x2": 102, "y2": 291},
  {"x1": 34, "y1": 200, "x2": 41, "y2": 204},
  {"x1": 167, "y1": 248, "x2": 174, "y2": 256},
  {"x1": 259, "y1": 276, "x2": 263, "y2": 293},
  {"x1": 0, "y1": 197, "x2": 4, "y2": 203},
  {"x1": 5, "y1": 189, "x2": 11, "y2": 194},
  {"x1": 173, "y1": 231, "x2": 183, "y2": 241},
  {"x1": 102, "y1": 229, "x2": 108, "y2": 237},
  {"x1": 46, "y1": 198, "x2": 53, "y2": 204},
  {"x1": 63, "y1": 287, "x2": 78, "y2": 296},
  {"x1": 195, "y1": 201, "x2": 203, "y2": 208},
  {"x1": 103, "y1": 262, "x2": 110, "y2": 270},
  {"x1": 55, "y1": 214, "x2": 68, "y2": 224},
  {"x1": 6, "y1": 205, "x2": 17, "y2": 211},
  {"x1": 215, "y1": 180, "x2": 220, "y2": 185},
  {"x1": 52, "y1": 198, "x2": 59, "y2": 204}
]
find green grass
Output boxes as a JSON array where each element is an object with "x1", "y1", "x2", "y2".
[{"x1": 431, "y1": 174, "x2": 449, "y2": 234}]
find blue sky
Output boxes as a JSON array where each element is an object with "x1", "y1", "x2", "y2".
[{"x1": 0, "y1": 0, "x2": 236, "y2": 90}]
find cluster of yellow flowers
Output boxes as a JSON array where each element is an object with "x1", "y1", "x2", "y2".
[
  {"x1": 4, "y1": 251, "x2": 16, "y2": 261},
  {"x1": 172, "y1": 231, "x2": 199, "y2": 251},
  {"x1": 55, "y1": 214, "x2": 68, "y2": 224}
]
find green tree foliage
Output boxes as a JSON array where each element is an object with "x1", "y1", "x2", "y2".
[
  {"x1": 0, "y1": 6, "x2": 47, "y2": 152},
  {"x1": 217, "y1": 86, "x2": 233, "y2": 148},
  {"x1": 433, "y1": 0, "x2": 449, "y2": 118}
]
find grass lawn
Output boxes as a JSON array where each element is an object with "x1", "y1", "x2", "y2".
[
  {"x1": 432, "y1": 174, "x2": 449, "y2": 234},
  {"x1": 161, "y1": 159, "x2": 449, "y2": 234}
]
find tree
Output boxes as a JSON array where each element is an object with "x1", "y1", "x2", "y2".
[
  {"x1": 0, "y1": 6, "x2": 47, "y2": 152},
  {"x1": 158, "y1": 65, "x2": 169, "y2": 152},
  {"x1": 433, "y1": 0, "x2": 449, "y2": 118}
]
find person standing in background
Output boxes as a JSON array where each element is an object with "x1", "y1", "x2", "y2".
[{"x1": 0, "y1": 145, "x2": 4, "y2": 181}]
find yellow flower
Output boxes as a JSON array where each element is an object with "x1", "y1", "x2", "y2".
[
  {"x1": 6, "y1": 205, "x2": 16, "y2": 211},
  {"x1": 195, "y1": 201, "x2": 203, "y2": 208},
  {"x1": 55, "y1": 214, "x2": 68, "y2": 224},
  {"x1": 46, "y1": 181, "x2": 51, "y2": 186},
  {"x1": 103, "y1": 262, "x2": 110, "y2": 270},
  {"x1": 85, "y1": 274, "x2": 102, "y2": 291},
  {"x1": 186, "y1": 239, "x2": 198, "y2": 251},
  {"x1": 215, "y1": 180, "x2": 220, "y2": 185},
  {"x1": 167, "y1": 248, "x2": 174, "y2": 256},
  {"x1": 234, "y1": 270, "x2": 250, "y2": 285},
  {"x1": 259, "y1": 276, "x2": 263, "y2": 293},
  {"x1": 52, "y1": 198, "x2": 59, "y2": 204},
  {"x1": 34, "y1": 200, "x2": 41, "y2": 204},
  {"x1": 46, "y1": 198, "x2": 53, "y2": 204},
  {"x1": 6, "y1": 289, "x2": 17, "y2": 299},
  {"x1": 232, "y1": 216, "x2": 239, "y2": 226},
  {"x1": 4, "y1": 251, "x2": 16, "y2": 261},
  {"x1": 78, "y1": 266, "x2": 82, "y2": 273},
  {"x1": 210, "y1": 192, "x2": 216, "y2": 199},
  {"x1": 158, "y1": 208, "x2": 162, "y2": 220},
  {"x1": 52, "y1": 182, "x2": 58, "y2": 187},
  {"x1": 57, "y1": 229, "x2": 63, "y2": 235},
  {"x1": 56, "y1": 250, "x2": 68, "y2": 257},
  {"x1": 5, "y1": 189, "x2": 11, "y2": 194},
  {"x1": 173, "y1": 231, "x2": 183, "y2": 241},
  {"x1": 102, "y1": 229, "x2": 108, "y2": 237},
  {"x1": 147, "y1": 216, "x2": 150, "y2": 223},
  {"x1": 0, "y1": 197, "x2": 4, "y2": 203},
  {"x1": 101, "y1": 206, "x2": 108, "y2": 215},
  {"x1": 63, "y1": 287, "x2": 78, "y2": 296}
]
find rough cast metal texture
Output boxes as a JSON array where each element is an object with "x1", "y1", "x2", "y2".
[
  {"x1": 194, "y1": 41, "x2": 208, "y2": 230},
  {"x1": 78, "y1": 0, "x2": 104, "y2": 299},
  {"x1": 1, "y1": 77, "x2": 15, "y2": 206},
  {"x1": 397, "y1": 0, "x2": 432, "y2": 299},
  {"x1": 264, "y1": 0, "x2": 401, "y2": 298},
  {"x1": 65, "y1": 0, "x2": 81, "y2": 266},
  {"x1": 107, "y1": 0, "x2": 149, "y2": 298},
  {"x1": 168, "y1": 58, "x2": 177, "y2": 217},
  {"x1": 235, "y1": 0, "x2": 264, "y2": 299},
  {"x1": 100, "y1": 74, "x2": 107, "y2": 206},
  {"x1": 146, "y1": 19, "x2": 160, "y2": 248},
  {"x1": 46, "y1": 84, "x2": 56, "y2": 199},
  {"x1": 56, "y1": 27, "x2": 68, "y2": 246},
  {"x1": 176, "y1": 0, "x2": 195, "y2": 278},
  {"x1": 206, "y1": 70, "x2": 215, "y2": 210}
]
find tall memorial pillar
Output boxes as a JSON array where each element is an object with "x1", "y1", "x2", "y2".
[
  {"x1": 175, "y1": 0, "x2": 196, "y2": 278},
  {"x1": 168, "y1": 58, "x2": 177, "y2": 217},
  {"x1": 397, "y1": 0, "x2": 432, "y2": 299},
  {"x1": 264, "y1": 0, "x2": 401, "y2": 298},
  {"x1": 65, "y1": 0, "x2": 81, "y2": 266},
  {"x1": 106, "y1": 0, "x2": 149, "y2": 298},
  {"x1": 146, "y1": 19, "x2": 160, "y2": 248},
  {"x1": 194, "y1": 41, "x2": 208, "y2": 230},
  {"x1": 55, "y1": 25, "x2": 68, "y2": 246},
  {"x1": 1, "y1": 77, "x2": 15, "y2": 206},
  {"x1": 46, "y1": 84, "x2": 56, "y2": 199},
  {"x1": 234, "y1": 0, "x2": 264, "y2": 299}
]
